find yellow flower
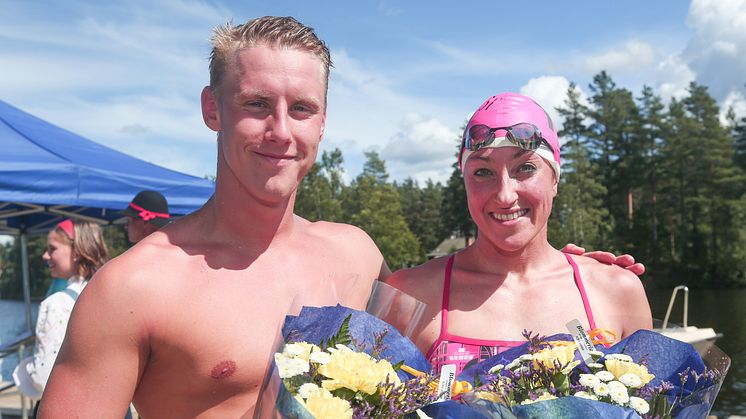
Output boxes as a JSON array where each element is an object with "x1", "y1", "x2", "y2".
[
  {"x1": 604, "y1": 359, "x2": 655, "y2": 385},
  {"x1": 300, "y1": 386, "x2": 353, "y2": 419},
  {"x1": 532, "y1": 343, "x2": 578, "y2": 371},
  {"x1": 318, "y1": 350, "x2": 401, "y2": 395}
]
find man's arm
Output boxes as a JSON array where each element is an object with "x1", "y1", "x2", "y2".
[
  {"x1": 38, "y1": 263, "x2": 147, "y2": 418},
  {"x1": 562, "y1": 243, "x2": 645, "y2": 276}
]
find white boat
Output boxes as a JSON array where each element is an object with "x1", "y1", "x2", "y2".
[{"x1": 654, "y1": 285, "x2": 722, "y2": 344}]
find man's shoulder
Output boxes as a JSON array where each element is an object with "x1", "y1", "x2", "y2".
[{"x1": 302, "y1": 219, "x2": 376, "y2": 247}]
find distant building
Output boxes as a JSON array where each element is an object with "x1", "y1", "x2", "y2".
[{"x1": 427, "y1": 235, "x2": 472, "y2": 259}]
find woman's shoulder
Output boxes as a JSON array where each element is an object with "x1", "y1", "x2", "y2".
[
  {"x1": 386, "y1": 255, "x2": 450, "y2": 293},
  {"x1": 570, "y1": 254, "x2": 646, "y2": 302}
]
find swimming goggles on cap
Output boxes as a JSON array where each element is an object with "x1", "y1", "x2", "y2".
[{"x1": 463, "y1": 122, "x2": 553, "y2": 153}]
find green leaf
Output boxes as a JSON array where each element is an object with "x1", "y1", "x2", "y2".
[{"x1": 322, "y1": 314, "x2": 352, "y2": 349}]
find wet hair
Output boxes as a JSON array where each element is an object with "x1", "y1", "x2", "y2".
[
  {"x1": 53, "y1": 219, "x2": 109, "y2": 280},
  {"x1": 208, "y1": 16, "x2": 332, "y2": 101}
]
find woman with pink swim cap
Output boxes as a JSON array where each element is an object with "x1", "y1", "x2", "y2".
[{"x1": 386, "y1": 93, "x2": 652, "y2": 375}]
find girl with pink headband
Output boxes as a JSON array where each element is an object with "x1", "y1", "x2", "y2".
[
  {"x1": 13, "y1": 219, "x2": 109, "y2": 408},
  {"x1": 387, "y1": 93, "x2": 652, "y2": 375}
]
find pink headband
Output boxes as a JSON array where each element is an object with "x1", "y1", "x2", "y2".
[
  {"x1": 57, "y1": 219, "x2": 75, "y2": 240},
  {"x1": 129, "y1": 202, "x2": 170, "y2": 222}
]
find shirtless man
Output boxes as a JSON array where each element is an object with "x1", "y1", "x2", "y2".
[
  {"x1": 38, "y1": 16, "x2": 643, "y2": 418},
  {"x1": 38, "y1": 17, "x2": 385, "y2": 418}
]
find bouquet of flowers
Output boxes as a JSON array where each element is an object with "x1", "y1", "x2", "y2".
[
  {"x1": 255, "y1": 282, "x2": 451, "y2": 419},
  {"x1": 456, "y1": 330, "x2": 730, "y2": 419}
]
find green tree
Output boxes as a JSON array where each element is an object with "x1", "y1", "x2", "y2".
[
  {"x1": 660, "y1": 83, "x2": 746, "y2": 286},
  {"x1": 295, "y1": 149, "x2": 346, "y2": 222},
  {"x1": 343, "y1": 151, "x2": 420, "y2": 269},
  {"x1": 550, "y1": 83, "x2": 611, "y2": 250},
  {"x1": 397, "y1": 178, "x2": 446, "y2": 260},
  {"x1": 441, "y1": 124, "x2": 475, "y2": 245},
  {"x1": 634, "y1": 86, "x2": 669, "y2": 266},
  {"x1": 586, "y1": 71, "x2": 645, "y2": 251}
]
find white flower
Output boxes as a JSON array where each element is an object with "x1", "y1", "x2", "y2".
[
  {"x1": 619, "y1": 373, "x2": 643, "y2": 388},
  {"x1": 587, "y1": 362, "x2": 604, "y2": 369},
  {"x1": 610, "y1": 387, "x2": 630, "y2": 405},
  {"x1": 606, "y1": 353, "x2": 633, "y2": 362},
  {"x1": 593, "y1": 382, "x2": 609, "y2": 397},
  {"x1": 309, "y1": 351, "x2": 332, "y2": 365},
  {"x1": 506, "y1": 360, "x2": 521, "y2": 370},
  {"x1": 573, "y1": 391, "x2": 598, "y2": 400},
  {"x1": 519, "y1": 366, "x2": 532, "y2": 375},
  {"x1": 298, "y1": 382, "x2": 320, "y2": 399},
  {"x1": 607, "y1": 381, "x2": 629, "y2": 404},
  {"x1": 579, "y1": 373, "x2": 601, "y2": 388},
  {"x1": 518, "y1": 354, "x2": 534, "y2": 362},
  {"x1": 595, "y1": 370, "x2": 615, "y2": 382},
  {"x1": 629, "y1": 396, "x2": 650, "y2": 415},
  {"x1": 589, "y1": 350, "x2": 605, "y2": 358},
  {"x1": 488, "y1": 364, "x2": 505, "y2": 374},
  {"x1": 274, "y1": 353, "x2": 309, "y2": 378},
  {"x1": 283, "y1": 343, "x2": 307, "y2": 357},
  {"x1": 607, "y1": 380, "x2": 627, "y2": 393}
]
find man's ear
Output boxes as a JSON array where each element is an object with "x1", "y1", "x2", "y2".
[
  {"x1": 201, "y1": 86, "x2": 221, "y2": 132},
  {"x1": 319, "y1": 109, "x2": 326, "y2": 140}
]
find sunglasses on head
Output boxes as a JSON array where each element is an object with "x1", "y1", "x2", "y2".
[{"x1": 463, "y1": 122, "x2": 552, "y2": 153}]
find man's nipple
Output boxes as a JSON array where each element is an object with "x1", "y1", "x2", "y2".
[{"x1": 211, "y1": 360, "x2": 237, "y2": 379}]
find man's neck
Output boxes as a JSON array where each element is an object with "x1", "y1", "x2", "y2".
[{"x1": 205, "y1": 178, "x2": 299, "y2": 250}]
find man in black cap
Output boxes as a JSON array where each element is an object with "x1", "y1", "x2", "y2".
[{"x1": 122, "y1": 190, "x2": 170, "y2": 243}]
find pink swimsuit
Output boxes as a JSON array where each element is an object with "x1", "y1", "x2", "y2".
[{"x1": 426, "y1": 253, "x2": 597, "y2": 375}]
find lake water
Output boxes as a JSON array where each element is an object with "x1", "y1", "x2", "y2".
[
  {"x1": 646, "y1": 287, "x2": 746, "y2": 417},
  {"x1": 0, "y1": 299, "x2": 38, "y2": 381},
  {"x1": 1, "y1": 289, "x2": 744, "y2": 415}
]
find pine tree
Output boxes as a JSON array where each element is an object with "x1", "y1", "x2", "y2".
[
  {"x1": 586, "y1": 71, "x2": 644, "y2": 250},
  {"x1": 550, "y1": 83, "x2": 611, "y2": 250},
  {"x1": 295, "y1": 149, "x2": 345, "y2": 222},
  {"x1": 343, "y1": 151, "x2": 420, "y2": 269}
]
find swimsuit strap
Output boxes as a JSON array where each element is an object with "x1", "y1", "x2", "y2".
[
  {"x1": 563, "y1": 252, "x2": 597, "y2": 330},
  {"x1": 425, "y1": 255, "x2": 456, "y2": 360}
]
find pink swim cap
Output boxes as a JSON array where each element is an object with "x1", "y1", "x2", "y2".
[{"x1": 459, "y1": 92, "x2": 561, "y2": 179}]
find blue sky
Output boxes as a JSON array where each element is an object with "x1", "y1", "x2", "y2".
[{"x1": 3, "y1": 0, "x2": 746, "y2": 184}]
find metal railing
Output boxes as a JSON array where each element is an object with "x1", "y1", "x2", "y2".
[
  {"x1": 0, "y1": 330, "x2": 36, "y2": 419},
  {"x1": 661, "y1": 285, "x2": 689, "y2": 329}
]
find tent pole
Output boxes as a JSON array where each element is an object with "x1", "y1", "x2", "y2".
[{"x1": 20, "y1": 232, "x2": 33, "y2": 331}]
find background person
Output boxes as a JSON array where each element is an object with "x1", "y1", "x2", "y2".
[
  {"x1": 122, "y1": 190, "x2": 170, "y2": 243},
  {"x1": 386, "y1": 93, "x2": 652, "y2": 374},
  {"x1": 12, "y1": 219, "x2": 109, "y2": 404}
]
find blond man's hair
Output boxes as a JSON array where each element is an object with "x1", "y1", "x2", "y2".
[
  {"x1": 53, "y1": 219, "x2": 109, "y2": 280},
  {"x1": 209, "y1": 16, "x2": 332, "y2": 101}
]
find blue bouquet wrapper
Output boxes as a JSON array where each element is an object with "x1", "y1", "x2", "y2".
[
  {"x1": 282, "y1": 304, "x2": 432, "y2": 379},
  {"x1": 454, "y1": 330, "x2": 729, "y2": 419}
]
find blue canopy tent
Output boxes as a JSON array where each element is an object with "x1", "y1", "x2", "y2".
[{"x1": 0, "y1": 99, "x2": 215, "y2": 330}]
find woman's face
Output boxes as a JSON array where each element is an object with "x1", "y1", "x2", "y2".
[
  {"x1": 463, "y1": 146, "x2": 558, "y2": 253},
  {"x1": 42, "y1": 230, "x2": 75, "y2": 279}
]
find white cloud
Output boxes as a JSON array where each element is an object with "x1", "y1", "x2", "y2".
[
  {"x1": 583, "y1": 40, "x2": 657, "y2": 74},
  {"x1": 520, "y1": 76, "x2": 573, "y2": 133},
  {"x1": 655, "y1": 54, "x2": 697, "y2": 101},
  {"x1": 381, "y1": 113, "x2": 459, "y2": 183},
  {"x1": 682, "y1": 0, "x2": 746, "y2": 99},
  {"x1": 324, "y1": 49, "x2": 461, "y2": 181}
]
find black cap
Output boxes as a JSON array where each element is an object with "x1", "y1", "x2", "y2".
[{"x1": 122, "y1": 190, "x2": 170, "y2": 227}]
